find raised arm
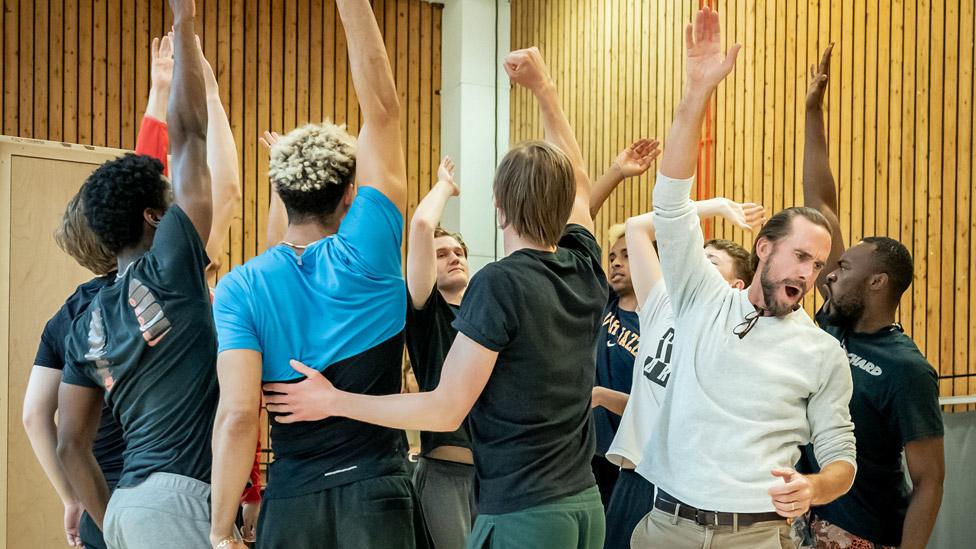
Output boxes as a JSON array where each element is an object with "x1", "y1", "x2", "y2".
[
  {"x1": 627, "y1": 198, "x2": 764, "y2": 307},
  {"x1": 407, "y1": 156, "x2": 460, "y2": 309},
  {"x1": 651, "y1": 7, "x2": 740, "y2": 315},
  {"x1": 802, "y1": 44, "x2": 844, "y2": 296},
  {"x1": 56, "y1": 384, "x2": 110, "y2": 528},
  {"x1": 505, "y1": 47, "x2": 593, "y2": 231},
  {"x1": 201, "y1": 51, "x2": 242, "y2": 264},
  {"x1": 144, "y1": 35, "x2": 173, "y2": 122},
  {"x1": 259, "y1": 131, "x2": 289, "y2": 249},
  {"x1": 336, "y1": 0, "x2": 405, "y2": 213},
  {"x1": 167, "y1": 0, "x2": 212, "y2": 241},
  {"x1": 590, "y1": 139, "x2": 661, "y2": 219}
]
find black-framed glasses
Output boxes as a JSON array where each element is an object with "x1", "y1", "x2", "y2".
[{"x1": 733, "y1": 309, "x2": 762, "y2": 339}]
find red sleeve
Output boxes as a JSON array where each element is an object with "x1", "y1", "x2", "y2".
[
  {"x1": 240, "y1": 429, "x2": 263, "y2": 504},
  {"x1": 134, "y1": 115, "x2": 169, "y2": 176}
]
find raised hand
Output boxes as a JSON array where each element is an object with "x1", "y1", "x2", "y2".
[
  {"x1": 150, "y1": 35, "x2": 174, "y2": 90},
  {"x1": 259, "y1": 130, "x2": 281, "y2": 154},
  {"x1": 685, "y1": 6, "x2": 741, "y2": 92},
  {"x1": 504, "y1": 47, "x2": 553, "y2": 93},
  {"x1": 806, "y1": 43, "x2": 834, "y2": 110},
  {"x1": 194, "y1": 34, "x2": 219, "y2": 98},
  {"x1": 613, "y1": 139, "x2": 662, "y2": 178},
  {"x1": 437, "y1": 156, "x2": 459, "y2": 196},
  {"x1": 720, "y1": 200, "x2": 766, "y2": 232}
]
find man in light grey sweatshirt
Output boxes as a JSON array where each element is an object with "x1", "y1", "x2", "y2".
[{"x1": 630, "y1": 7, "x2": 856, "y2": 549}]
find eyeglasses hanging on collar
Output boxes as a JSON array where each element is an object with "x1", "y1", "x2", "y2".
[{"x1": 732, "y1": 308, "x2": 763, "y2": 339}]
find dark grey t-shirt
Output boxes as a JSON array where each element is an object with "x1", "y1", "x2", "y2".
[
  {"x1": 452, "y1": 224, "x2": 608, "y2": 514},
  {"x1": 62, "y1": 205, "x2": 218, "y2": 488}
]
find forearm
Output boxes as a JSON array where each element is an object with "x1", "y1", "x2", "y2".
[
  {"x1": 589, "y1": 165, "x2": 624, "y2": 218},
  {"x1": 900, "y1": 481, "x2": 943, "y2": 549},
  {"x1": 24, "y1": 418, "x2": 79, "y2": 505},
  {"x1": 412, "y1": 181, "x2": 454, "y2": 229},
  {"x1": 210, "y1": 410, "x2": 259, "y2": 542},
  {"x1": 266, "y1": 191, "x2": 288, "y2": 250},
  {"x1": 594, "y1": 387, "x2": 629, "y2": 417},
  {"x1": 658, "y1": 88, "x2": 711, "y2": 179},
  {"x1": 168, "y1": 14, "x2": 209, "y2": 152},
  {"x1": 335, "y1": 389, "x2": 463, "y2": 433},
  {"x1": 145, "y1": 83, "x2": 170, "y2": 122},
  {"x1": 809, "y1": 460, "x2": 855, "y2": 506},
  {"x1": 802, "y1": 106, "x2": 836, "y2": 211},
  {"x1": 535, "y1": 83, "x2": 586, "y2": 178},
  {"x1": 336, "y1": 0, "x2": 399, "y2": 122},
  {"x1": 57, "y1": 444, "x2": 110, "y2": 527},
  {"x1": 205, "y1": 93, "x2": 242, "y2": 255}
]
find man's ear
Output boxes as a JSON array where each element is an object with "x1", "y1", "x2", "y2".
[
  {"x1": 868, "y1": 272, "x2": 888, "y2": 292},
  {"x1": 143, "y1": 208, "x2": 163, "y2": 227}
]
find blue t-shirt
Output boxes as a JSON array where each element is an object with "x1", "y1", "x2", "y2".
[
  {"x1": 213, "y1": 186, "x2": 409, "y2": 498},
  {"x1": 593, "y1": 292, "x2": 640, "y2": 456}
]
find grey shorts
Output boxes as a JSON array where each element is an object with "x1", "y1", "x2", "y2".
[{"x1": 103, "y1": 472, "x2": 211, "y2": 549}]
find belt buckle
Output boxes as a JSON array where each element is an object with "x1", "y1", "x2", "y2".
[{"x1": 695, "y1": 509, "x2": 719, "y2": 526}]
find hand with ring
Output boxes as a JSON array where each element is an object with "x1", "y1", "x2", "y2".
[{"x1": 768, "y1": 468, "x2": 814, "y2": 518}]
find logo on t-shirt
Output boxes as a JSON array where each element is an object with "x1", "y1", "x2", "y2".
[
  {"x1": 602, "y1": 311, "x2": 639, "y2": 356},
  {"x1": 129, "y1": 278, "x2": 172, "y2": 346},
  {"x1": 847, "y1": 351, "x2": 883, "y2": 376},
  {"x1": 84, "y1": 305, "x2": 115, "y2": 391},
  {"x1": 643, "y1": 327, "x2": 675, "y2": 387}
]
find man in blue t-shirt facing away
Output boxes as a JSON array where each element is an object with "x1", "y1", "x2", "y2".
[
  {"x1": 799, "y1": 44, "x2": 944, "y2": 549},
  {"x1": 209, "y1": 2, "x2": 428, "y2": 548},
  {"x1": 56, "y1": 2, "x2": 218, "y2": 547},
  {"x1": 264, "y1": 46, "x2": 609, "y2": 549}
]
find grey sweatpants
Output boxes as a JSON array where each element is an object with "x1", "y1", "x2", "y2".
[
  {"x1": 103, "y1": 472, "x2": 211, "y2": 549},
  {"x1": 413, "y1": 456, "x2": 477, "y2": 549}
]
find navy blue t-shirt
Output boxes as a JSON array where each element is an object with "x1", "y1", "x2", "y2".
[
  {"x1": 35, "y1": 275, "x2": 126, "y2": 487},
  {"x1": 798, "y1": 311, "x2": 944, "y2": 546},
  {"x1": 214, "y1": 186, "x2": 409, "y2": 498},
  {"x1": 593, "y1": 292, "x2": 640, "y2": 456},
  {"x1": 63, "y1": 205, "x2": 219, "y2": 488}
]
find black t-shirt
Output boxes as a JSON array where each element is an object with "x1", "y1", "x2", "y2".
[
  {"x1": 593, "y1": 292, "x2": 640, "y2": 456},
  {"x1": 263, "y1": 332, "x2": 409, "y2": 499},
  {"x1": 452, "y1": 224, "x2": 608, "y2": 514},
  {"x1": 34, "y1": 275, "x2": 126, "y2": 486},
  {"x1": 798, "y1": 311, "x2": 944, "y2": 546},
  {"x1": 406, "y1": 290, "x2": 471, "y2": 454},
  {"x1": 62, "y1": 206, "x2": 219, "y2": 488}
]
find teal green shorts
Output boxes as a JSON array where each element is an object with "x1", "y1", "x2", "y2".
[{"x1": 466, "y1": 485, "x2": 605, "y2": 549}]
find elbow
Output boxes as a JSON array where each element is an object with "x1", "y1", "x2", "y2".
[
  {"x1": 215, "y1": 406, "x2": 260, "y2": 440},
  {"x1": 56, "y1": 436, "x2": 86, "y2": 466},
  {"x1": 410, "y1": 215, "x2": 435, "y2": 235},
  {"x1": 22, "y1": 405, "x2": 48, "y2": 434}
]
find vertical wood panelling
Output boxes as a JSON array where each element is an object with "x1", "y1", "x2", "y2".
[
  {"x1": 0, "y1": 0, "x2": 441, "y2": 276},
  {"x1": 511, "y1": 0, "x2": 976, "y2": 400}
]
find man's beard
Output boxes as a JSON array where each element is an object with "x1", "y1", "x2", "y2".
[
  {"x1": 759, "y1": 262, "x2": 804, "y2": 317},
  {"x1": 822, "y1": 286, "x2": 865, "y2": 328}
]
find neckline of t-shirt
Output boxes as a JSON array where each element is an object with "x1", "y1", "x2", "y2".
[{"x1": 277, "y1": 236, "x2": 334, "y2": 256}]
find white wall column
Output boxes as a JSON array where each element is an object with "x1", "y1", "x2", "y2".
[{"x1": 438, "y1": 0, "x2": 510, "y2": 272}]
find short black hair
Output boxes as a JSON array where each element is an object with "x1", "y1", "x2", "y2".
[
  {"x1": 82, "y1": 153, "x2": 169, "y2": 253},
  {"x1": 862, "y1": 236, "x2": 914, "y2": 300},
  {"x1": 277, "y1": 184, "x2": 352, "y2": 225}
]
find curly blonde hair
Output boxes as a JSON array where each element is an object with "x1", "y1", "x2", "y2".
[
  {"x1": 55, "y1": 192, "x2": 117, "y2": 276},
  {"x1": 269, "y1": 122, "x2": 357, "y2": 193}
]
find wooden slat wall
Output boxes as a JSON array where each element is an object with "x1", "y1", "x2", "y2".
[
  {"x1": 511, "y1": 0, "x2": 976, "y2": 404},
  {"x1": 0, "y1": 0, "x2": 442, "y2": 275}
]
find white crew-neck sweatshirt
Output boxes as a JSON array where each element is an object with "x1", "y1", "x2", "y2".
[{"x1": 636, "y1": 174, "x2": 856, "y2": 513}]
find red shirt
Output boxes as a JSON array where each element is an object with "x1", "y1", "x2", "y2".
[{"x1": 134, "y1": 116, "x2": 170, "y2": 175}]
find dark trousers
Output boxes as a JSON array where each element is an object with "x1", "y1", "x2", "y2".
[
  {"x1": 603, "y1": 469, "x2": 655, "y2": 549},
  {"x1": 257, "y1": 473, "x2": 432, "y2": 549},
  {"x1": 590, "y1": 455, "x2": 620, "y2": 509},
  {"x1": 80, "y1": 511, "x2": 107, "y2": 549},
  {"x1": 413, "y1": 456, "x2": 477, "y2": 549}
]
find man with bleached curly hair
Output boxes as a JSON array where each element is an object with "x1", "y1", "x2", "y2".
[{"x1": 209, "y1": 1, "x2": 429, "y2": 548}]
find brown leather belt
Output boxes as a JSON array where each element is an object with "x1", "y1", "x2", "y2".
[{"x1": 654, "y1": 489, "x2": 784, "y2": 527}]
